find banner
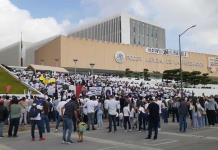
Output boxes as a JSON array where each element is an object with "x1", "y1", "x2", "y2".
[
  {"x1": 104, "y1": 87, "x2": 113, "y2": 97},
  {"x1": 208, "y1": 57, "x2": 218, "y2": 72},
  {"x1": 89, "y1": 87, "x2": 103, "y2": 96}
]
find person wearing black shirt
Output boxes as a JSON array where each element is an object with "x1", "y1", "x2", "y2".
[
  {"x1": 146, "y1": 99, "x2": 159, "y2": 140},
  {"x1": 61, "y1": 97, "x2": 77, "y2": 144}
]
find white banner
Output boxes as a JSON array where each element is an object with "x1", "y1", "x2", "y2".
[
  {"x1": 145, "y1": 47, "x2": 189, "y2": 57},
  {"x1": 208, "y1": 57, "x2": 218, "y2": 72},
  {"x1": 89, "y1": 87, "x2": 103, "y2": 95},
  {"x1": 104, "y1": 87, "x2": 113, "y2": 97}
]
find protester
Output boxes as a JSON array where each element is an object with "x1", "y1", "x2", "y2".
[
  {"x1": 29, "y1": 103, "x2": 45, "y2": 141},
  {"x1": 61, "y1": 96, "x2": 78, "y2": 144},
  {"x1": 97, "y1": 100, "x2": 104, "y2": 129},
  {"x1": 0, "y1": 99, "x2": 9, "y2": 138},
  {"x1": 19, "y1": 97, "x2": 28, "y2": 125},
  {"x1": 205, "y1": 97, "x2": 218, "y2": 126},
  {"x1": 8, "y1": 97, "x2": 21, "y2": 137},
  {"x1": 106, "y1": 95, "x2": 120, "y2": 133},
  {"x1": 146, "y1": 98, "x2": 159, "y2": 140},
  {"x1": 178, "y1": 99, "x2": 189, "y2": 132},
  {"x1": 123, "y1": 102, "x2": 131, "y2": 132},
  {"x1": 84, "y1": 96, "x2": 97, "y2": 130}
]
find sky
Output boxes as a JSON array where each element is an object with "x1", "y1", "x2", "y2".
[{"x1": 0, "y1": 0, "x2": 218, "y2": 54}]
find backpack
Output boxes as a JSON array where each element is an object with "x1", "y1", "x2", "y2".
[{"x1": 29, "y1": 106, "x2": 39, "y2": 118}]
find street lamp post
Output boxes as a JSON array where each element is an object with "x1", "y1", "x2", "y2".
[
  {"x1": 54, "y1": 58, "x2": 59, "y2": 67},
  {"x1": 179, "y1": 25, "x2": 196, "y2": 98},
  {"x1": 73, "y1": 59, "x2": 78, "y2": 75},
  {"x1": 90, "y1": 63, "x2": 95, "y2": 75},
  {"x1": 40, "y1": 59, "x2": 44, "y2": 65}
]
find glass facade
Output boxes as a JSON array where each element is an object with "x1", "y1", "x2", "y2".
[
  {"x1": 71, "y1": 16, "x2": 121, "y2": 43},
  {"x1": 130, "y1": 18, "x2": 165, "y2": 48},
  {"x1": 70, "y1": 16, "x2": 165, "y2": 48}
]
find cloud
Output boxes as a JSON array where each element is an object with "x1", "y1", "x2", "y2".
[
  {"x1": 0, "y1": 0, "x2": 72, "y2": 49},
  {"x1": 146, "y1": 0, "x2": 218, "y2": 54}
]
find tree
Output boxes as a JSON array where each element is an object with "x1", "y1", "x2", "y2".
[
  {"x1": 200, "y1": 73, "x2": 211, "y2": 86},
  {"x1": 125, "y1": 68, "x2": 132, "y2": 77},
  {"x1": 152, "y1": 71, "x2": 162, "y2": 79},
  {"x1": 182, "y1": 71, "x2": 191, "y2": 83},
  {"x1": 189, "y1": 71, "x2": 201, "y2": 86},
  {"x1": 162, "y1": 69, "x2": 180, "y2": 81},
  {"x1": 143, "y1": 69, "x2": 150, "y2": 80}
]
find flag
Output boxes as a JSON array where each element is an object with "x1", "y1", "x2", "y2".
[{"x1": 76, "y1": 84, "x2": 83, "y2": 98}]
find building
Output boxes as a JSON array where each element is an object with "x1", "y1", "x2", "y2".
[
  {"x1": 0, "y1": 35, "x2": 59, "y2": 67},
  {"x1": 35, "y1": 36, "x2": 218, "y2": 77},
  {"x1": 69, "y1": 14, "x2": 166, "y2": 48}
]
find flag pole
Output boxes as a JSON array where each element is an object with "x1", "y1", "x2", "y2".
[{"x1": 20, "y1": 32, "x2": 23, "y2": 66}]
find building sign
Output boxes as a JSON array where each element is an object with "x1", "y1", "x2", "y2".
[
  {"x1": 145, "y1": 57, "x2": 204, "y2": 68},
  {"x1": 126, "y1": 55, "x2": 142, "y2": 61},
  {"x1": 115, "y1": 51, "x2": 142, "y2": 63},
  {"x1": 145, "y1": 47, "x2": 189, "y2": 57},
  {"x1": 115, "y1": 51, "x2": 125, "y2": 64},
  {"x1": 208, "y1": 57, "x2": 218, "y2": 72}
]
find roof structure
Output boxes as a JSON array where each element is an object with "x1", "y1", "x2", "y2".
[{"x1": 27, "y1": 64, "x2": 69, "y2": 73}]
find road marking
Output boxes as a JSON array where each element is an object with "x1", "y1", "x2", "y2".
[
  {"x1": 0, "y1": 145, "x2": 16, "y2": 150},
  {"x1": 209, "y1": 126, "x2": 218, "y2": 129},
  {"x1": 160, "y1": 131, "x2": 218, "y2": 140},
  {"x1": 160, "y1": 131, "x2": 204, "y2": 138},
  {"x1": 151, "y1": 140, "x2": 178, "y2": 146},
  {"x1": 143, "y1": 139, "x2": 178, "y2": 146},
  {"x1": 97, "y1": 146, "x2": 122, "y2": 150},
  {"x1": 51, "y1": 133, "x2": 162, "y2": 150},
  {"x1": 85, "y1": 136, "x2": 162, "y2": 150}
]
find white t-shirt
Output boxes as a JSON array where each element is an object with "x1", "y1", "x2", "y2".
[
  {"x1": 139, "y1": 106, "x2": 145, "y2": 113},
  {"x1": 155, "y1": 100, "x2": 162, "y2": 114},
  {"x1": 123, "y1": 106, "x2": 130, "y2": 117},
  {"x1": 119, "y1": 112, "x2": 124, "y2": 120},
  {"x1": 104, "y1": 99, "x2": 109, "y2": 110},
  {"x1": 130, "y1": 108, "x2": 135, "y2": 118},
  {"x1": 84, "y1": 100, "x2": 98, "y2": 113},
  {"x1": 57, "y1": 101, "x2": 67, "y2": 115},
  {"x1": 144, "y1": 103, "x2": 149, "y2": 110},
  {"x1": 107, "y1": 99, "x2": 119, "y2": 115}
]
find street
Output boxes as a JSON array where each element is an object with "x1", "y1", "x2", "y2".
[{"x1": 1, "y1": 122, "x2": 218, "y2": 150}]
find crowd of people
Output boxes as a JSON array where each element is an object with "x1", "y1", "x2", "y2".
[{"x1": 0, "y1": 68, "x2": 218, "y2": 143}]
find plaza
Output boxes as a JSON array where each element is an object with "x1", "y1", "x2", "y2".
[{"x1": 1, "y1": 121, "x2": 218, "y2": 150}]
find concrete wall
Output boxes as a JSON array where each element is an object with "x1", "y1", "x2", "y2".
[
  {"x1": 35, "y1": 36, "x2": 216, "y2": 76},
  {"x1": 35, "y1": 38, "x2": 61, "y2": 67}
]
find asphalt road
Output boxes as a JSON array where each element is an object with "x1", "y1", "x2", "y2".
[{"x1": 0, "y1": 122, "x2": 218, "y2": 150}]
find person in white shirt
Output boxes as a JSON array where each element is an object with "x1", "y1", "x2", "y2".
[
  {"x1": 119, "y1": 112, "x2": 124, "y2": 128},
  {"x1": 130, "y1": 107, "x2": 136, "y2": 130},
  {"x1": 55, "y1": 100, "x2": 67, "y2": 131},
  {"x1": 83, "y1": 96, "x2": 98, "y2": 130},
  {"x1": 106, "y1": 95, "x2": 120, "y2": 132},
  {"x1": 104, "y1": 96, "x2": 110, "y2": 119},
  {"x1": 30, "y1": 103, "x2": 45, "y2": 141},
  {"x1": 123, "y1": 103, "x2": 131, "y2": 131},
  {"x1": 138, "y1": 103, "x2": 146, "y2": 131}
]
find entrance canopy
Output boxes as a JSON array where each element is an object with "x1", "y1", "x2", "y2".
[{"x1": 27, "y1": 64, "x2": 69, "y2": 73}]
